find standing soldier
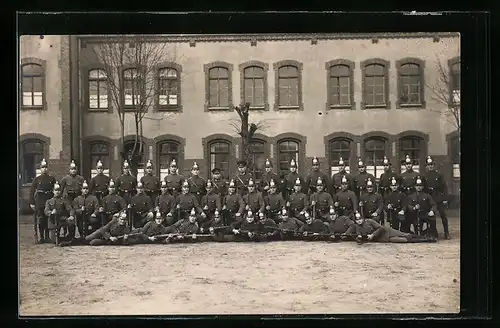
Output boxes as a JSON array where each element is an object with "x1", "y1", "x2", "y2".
[
  {"x1": 141, "y1": 160, "x2": 161, "y2": 206},
  {"x1": 44, "y1": 183, "x2": 74, "y2": 244},
  {"x1": 309, "y1": 177, "x2": 335, "y2": 223},
  {"x1": 423, "y1": 156, "x2": 450, "y2": 239},
  {"x1": 378, "y1": 156, "x2": 400, "y2": 225},
  {"x1": 234, "y1": 159, "x2": 253, "y2": 196},
  {"x1": 164, "y1": 159, "x2": 185, "y2": 197},
  {"x1": 59, "y1": 160, "x2": 85, "y2": 203},
  {"x1": 71, "y1": 180, "x2": 99, "y2": 239},
  {"x1": 187, "y1": 162, "x2": 206, "y2": 204},
  {"x1": 200, "y1": 180, "x2": 222, "y2": 222},
  {"x1": 305, "y1": 157, "x2": 331, "y2": 196},
  {"x1": 333, "y1": 176, "x2": 358, "y2": 220},
  {"x1": 400, "y1": 155, "x2": 419, "y2": 195},
  {"x1": 259, "y1": 159, "x2": 279, "y2": 197},
  {"x1": 384, "y1": 177, "x2": 408, "y2": 231},
  {"x1": 222, "y1": 179, "x2": 245, "y2": 225},
  {"x1": 129, "y1": 182, "x2": 154, "y2": 229},
  {"x1": 243, "y1": 178, "x2": 265, "y2": 215},
  {"x1": 353, "y1": 158, "x2": 376, "y2": 201},
  {"x1": 264, "y1": 179, "x2": 286, "y2": 222},
  {"x1": 406, "y1": 177, "x2": 438, "y2": 238},
  {"x1": 211, "y1": 168, "x2": 227, "y2": 197},
  {"x1": 331, "y1": 157, "x2": 355, "y2": 195},
  {"x1": 174, "y1": 181, "x2": 206, "y2": 222},
  {"x1": 155, "y1": 181, "x2": 176, "y2": 226},
  {"x1": 116, "y1": 160, "x2": 137, "y2": 206},
  {"x1": 282, "y1": 159, "x2": 305, "y2": 201},
  {"x1": 359, "y1": 178, "x2": 384, "y2": 224},
  {"x1": 99, "y1": 179, "x2": 127, "y2": 226},
  {"x1": 286, "y1": 177, "x2": 310, "y2": 221},
  {"x1": 29, "y1": 158, "x2": 57, "y2": 243},
  {"x1": 88, "y1": 160, "x2": 110, "y2": 204}
]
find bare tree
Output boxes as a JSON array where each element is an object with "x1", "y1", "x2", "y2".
[
  {"x1": 88, "y1": 35, "x2": 179, "y2": 177},
  {"x1": 230, "y1": 103, "x2": 270, "y2": 174}
]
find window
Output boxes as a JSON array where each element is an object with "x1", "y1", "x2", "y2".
[
  {"x1": 250, "y1": 140, "x2": 266, "y2": 181},
  {"x1": 88, "y1": 69, "x2": 108, "y2": 110},
  {"x1": 277, "y1": 66, "x2": 299, "y2": 108},
  {"x1": 21, "y1": 63, "x2": 44, "y2": 108},
  {"x1": 450, "y1": 136, "x2": 460, "y2": 178},
  {"x1": 399, "y1": 137, "x2": 422, "y2": 173},
  {"x1": 329, "y1": 139, "x2": 351, "y2": 177},
  {"x1": 158, "y1": 141, "x2": 179, "y2": 180},
  {"x1": 90, "y1": 142, "x2": 110, "y2": 178},
  {"x1": 329, "y1": 65, "x2": 351, "y2": 107},
  {"x1": 362, "y1": 59, "x2": 390, "y2": 109},
  {"x1": 209, "y1": 141, "x2": 231, "y2": 179},
  {"x1": 123, "y1": 68, "x2": 141, "y2": 107},
  {"x1": 398, "y1": 63, "x2": 422, "y2": 106},
  {"x1": 278, "y1": 140, "x2": 299, "y2": 178},
  {"x1": 450, "y1": 59, "x2": 460, "y2": 104},
  {"x1": 158, "y1": 67, "x2": 180, "y2": 109},
  {"x1": 208, "y1": 67, "x2": 230, "y2": 109},
  {"x1": 364, "y1": 138, "x2": 386, "y2": 179},
  {"x1": 243, "y1": 66, "x2": 265, "y2": 108},
  {"x1": 20, "y1": 140, "x2": 44, "y2": 184}
]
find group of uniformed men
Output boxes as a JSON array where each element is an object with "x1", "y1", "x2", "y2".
[{"x1": 28, "y1": 152, "x2": 450, "y2": 246}]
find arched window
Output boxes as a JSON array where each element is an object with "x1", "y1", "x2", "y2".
[
  {"x1": 90, "y1": 142, "x2": 110, "y2": 178},
  {"x1": 399, "y1": 137, "x2": 422, "y2": 173},
  {"x1": 362, "y1": 60, "x2": 389, "y2": 109},
  {"x1": 20, "y1": 140, "x2": 44, "y2": 184},
  {"x1": 399, "y1": 63, "x2": 422, "y2": 105},
  {"x1": 243, "y1": 66, "x2": 265, "y2": 108},
  {"x1": 364, "y1": 138, "x2": 386, "y2": 179},
  {"x1": 158, "y1": 67, "x2": 180, "y2": 108},
  {"x1": 329, "y1": 65, "x2": 351, "y2": 107},
  {"x1": 157, "y1": 141, "x2": 179, "y2": 180},
  {"x1": 209, "y1": 141, "x2": 231, "y2": 179},
  {"x1": 277, "y1": 65, "x2": 300, "y2": 108},
  {"x1": 329, "y1": 138, "x2": 351, "y2": 176},
  {"x1": 88, "y1": 69, "x2": 108, "y2": 110},
  {"x1": 21, "y1": 63, "x2": 44, "y2": 108},
  {"x1": 208, "y1": 67, "x2": 230, "y2": 108},
  {"x1": 278, "y1": 139, "x2": 299, "y2": 178},
  {"x1": 250, "y1": 140, "x2": 266, "y2": 181},
  {"x1": 123, "y1": 68, "x2": 141, "y2": 107}
]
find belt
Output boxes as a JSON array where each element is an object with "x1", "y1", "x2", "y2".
[{"x1": 36, "y1": 190, "x2": 52, "y2": 194}]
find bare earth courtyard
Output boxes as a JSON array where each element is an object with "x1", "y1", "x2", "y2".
[{"x1": 19, "y1": 215, "x2": 460, "y2": 316}]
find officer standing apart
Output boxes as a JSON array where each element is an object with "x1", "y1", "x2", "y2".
[
  {"x1": 29, "y1": 158, "x2": 56, "y2": 243},
  {"x1": 423, "y1": 156, "x2": 450, "y2": 239}
]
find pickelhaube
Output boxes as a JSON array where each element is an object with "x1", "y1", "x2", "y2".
[
  {"x1": 109, "y1": 179, "x2": 115, "y2": 188},
  {"x1": 317, "y1": 177, "x2": 324, "y2": 186},
  {"x1": 355, "y1": 212, "x2": 361, "y2": 219},
  {"x1": 161, "y1": 181, "x2": 167, "y2": 188},
  {"x1": 229, "y1": 179, "x2": 235, "y2": 187},
  {"x1": 182, "y1": 181, "x2": 189, "y2": 187},
  {"x1": 295, "y1": 177, "x2": 301, "y2": 185},
  {"x1": 338, "y1": 157, "x2": 345, "y2": 166},
  {"x1": 304, "y1": 211, "x2": 311, "y2": 219},
  {"x1": 247, "y1": 210, "x2": 254, "y2": 218},
  {"x1": 366, "y1": 178, "x2": 373, "y2": 187},
  {"x1": 214, "y1": 210, "x2": 220, "y2": 217},
  {"x1": 269, "y1": 179, "x2": 276, "y2": 188},
  {"x1": 358, "y1": 158, "x2": 364, "y2": 167},
  {"x1": 190, "y1": 208, "x2": 196, "y2": 216},
  {"x1": 96, "y1": 160, "x2": 103, "y2": 168},
  {"x1": 137, "y1": 182, "x2": 144, "y2": 189},
  {"x1": 120, "y1": 211, "x2": 127, "y2": 219},
  {"x1": 290, "y1": 158, "x2": 297, "y2": 168},
  {"x1": 40, "y1": 158, "x2": 48, "y2": 168},
  {"x1": 258, "y1": 211, "x2": 265, "y2": 219},
  {"x1": 192, "y1": 161, "x2": 199, "y2": 170},
  {"x1": 426, "y1": 156, "x2": 434, "y2": 165},
  {"x1": 391, "y1": 177, "x2": 398, "y2": 186},
  {"x1": 123, "y1": 160, "x2": 130, "y2": 169},
  {"x1": 53, "y1": 182, "x2": 61, "y2": 191},
  {"x1": 281, "y1": 208, "x2": 288, "y2": 216},
  {"x1": 312, "y1": 157, "x2": 319, "y2": 165},
  {"x1": 146, "y1": 159, "x2": 153, "y2": 168},
  {"x1": 248, "y1": 178, "x2": 254, "y2": 186},
  {"x1": 405, "y1": 155, "x2": 412, "y2": 164},
  {"x1": 170, "y1": 159, "x2": 177, "y2": 167},
  {"x1": 416, "y1": 177, "x2": 423, "y2": 185},
  {"x1": 265, "y1": 158, "x2": 272, "y2": 168},
  {"x1": 341, "y1": 176, "x2": 348, "y2": 184},
  {"x1": 206, "y1": 179, "x2": 213, "y2": 188},
  {"x1": 383, "y1": 156, "x2": 390, "y2": 165},
  {"x1": 82, "y1": 180, "x2": 89, "y2": 189},
  {"x1": 69, "y1": 160, "x2": 77, "y2": 169}
]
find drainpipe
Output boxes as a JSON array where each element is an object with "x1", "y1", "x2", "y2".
[{"x1": 69, "y1": 36, "x2": 82, "y2": 174}]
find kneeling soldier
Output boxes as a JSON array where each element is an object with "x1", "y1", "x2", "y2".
[
  {"x1": 385, "y1": 177, "x2": 408, "y2": 231},
  {"x1": 44, "y1": 183, "x2": 74, "y2": 244},
  {"x1": 155, "y1": 181, "x2": 176, "y2": 226},
  {"x1": 126, "y1": 212, "x2": 170, "y2": 245},
  {"x1": 163, "y1": 208, "x2": 200, "y2": 242},
  {"x1": 310, "y1": 177, "x2": 334, "y2": 223},
  {"x1": 287, "y1": 177, "x2": 310, "y2": 221},
  {"x1": 299, "y1": 211, "x2": 330, "y2": 240},
  {"x1": 264, "y1": 179, "x2": 286, "y2": 222},
  {"x1": 129, "y1": 182, "x2": 154, "y2": 229},
  {"x1": 71, "y1": 180, "x2": 99, "y2": 239},
  {"x1": 85, "y1": 211, "x2": 131, "y2": 246},
  {"x1": 359, "y1": 178, "x2": 384, "y2": 223},
  {"x1": 230, "y1": 210, "x2": 262, "y2": 241},
  {"x1": 100, "y1": 180, "x2": 127, "y2": 226}
]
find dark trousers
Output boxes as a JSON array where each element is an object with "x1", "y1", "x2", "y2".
[
  {"x1": 145, "y1": 191, "x2": 159, "y2": 207},
  {"x1": 401, "y1": 213, "x2": 417, "y2": 234},
  {"x1": 437, "y1": 202, "x2": 450, "y2": 236},
  {"x1": 33, "y1": 207, "x2": 49, "y2": 241},
  {"x1": 388, "y1": 210, "x2": 401, "y2": 231},
  {"x1": 422, "y1": 218, "x2": 438, "y2": 238},
  {"x1": 68, "y1": 214, "x2": 87, "y2": 239}
]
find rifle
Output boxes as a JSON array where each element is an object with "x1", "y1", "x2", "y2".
[
  {"x1": 330, "y1": 233, "x2": 370, "y2": 244},
  {"x1": 157, "y1": 232, "x2": 213, "y2": 242},
  {"x1": 415, "y1": 194, "x2": 422, "y2": 236},
  {"x1": 50, "y1": 213, "x2": 60, "y2": 245},
  {"x1": 264, "y1": 225, "x2": 300, "y2": 237},
  {"x1": 115, "y1": 232, "x2": 143, "y2": 240},
  {"x1": 208, "y1": 225, "x2": 231, "y2": 234}
]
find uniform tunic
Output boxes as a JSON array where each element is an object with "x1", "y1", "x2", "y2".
[
  {"x1": 259, "y1": 172, "x2": 279, "y2": 196},
  {"x1": 59, "y1": 174, "x2": 85, "y2": 201},
  {"x1": 130, "y1": 192, "x2": 154, "y2": 227},
  {"x1": 102, "y1": 221, "x2": 130, "y2": 239},
  {"x1": 187, "y1": 175, "x2": 206, "y2": 202},
  {"x1": 333, "y1": 189, "x2": 358, "y2": 218},
  {"x1": 72, "y1": 194, "x2": 100, "y2": 217},
  {"x1": 332, "y1": 171, "x2": 355, "y2": 194},
  {"x1": 283, "y1": 172, "x2": 305, "y2": 196},
  {"x1": 264, "y1": 193, "x2": 286, "y2": 220},
  {"x1": 384, "y1": 190, "x2": 408, "y2": 213},
  {"x1": 278, "y1": 219, "x2": 302, "y2": 232},
  {"x1": 166, "y1": 219, "x2": 199, "y2": 234},
  {"x1": 400, "y1": 170, "x2": 419, "y2": 194},
  {"x1": 345, "y1": 218, "x2": 384, "y2": 237},
  {"x1": 155, "y1": 192, "x2": 176, "y2": 216},
  {"x1": 243, "y1": 191, "x2": 265, "y2": 214},
  {"x1": 406, "y1": 191, "x2": 437, "y2": 219},
  {"x1": 379, "y1": 171, "x2": 400, "y2": 197},
  {"x1": 211, "y1": 178, "x2": 228, "y2": 197},
  {"x1": 29, "y1": 173, "x2": 57, "y2": 209},
  {"x1": 201, "y1": 192, "x2": 222, "y2": 214},
  {"x1": 305, "y1": 171, "x2": 330, "y2": 195},
  {"x1": 299, "y1": 219, "x2": 329, "y2": 233},
  {"x1": 116, "y1": 173, "x2": 137, "y2": 203},
  {"x1": 139, "y1": 221, "x2": 169, "y2": 237},
  {"x1": 353, "y1": 172, "x2": 376, "y2": 195},
  {"x1": 140, "y1": 173, "x2": 161, "y2": 204},
  {"x1": 44, "y1": 196, "x2": 73, "y2": 221},
  {"x1": 164, "y1": 173, "x2": 185, "y2": 196},
  {"x1": 287, "y1": 191, "x2": 310, "y2": 217},
  {"x1": 89, "y1": 173, "x2": 110, "y2": 201},
  {"x1": 328, "y1": 216, "x2": 354, "y2": 234},
  {"x1": 423, "y1": 170, "x2": 448, "y2": 203},
  {"x1": 310, "y1": 190, "x2": 334, "y2": 220},
  {"x1": 101, "y1": 193, "x2": 127, "y2": 217},
  {"x1": 359, "y1": 192, "x2": 384, "y2": 220},
  {"x1": 174, "y1": 193, "x2": 202, "y2": 220},
  {"x1": 233, "y1": 172, "x2": 253, "y2": 196}
]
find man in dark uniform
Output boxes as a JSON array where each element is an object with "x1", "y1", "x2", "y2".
[
  {"x1": 309, "y1": 177, "x2": 335, "y2": 223},
  {"x1": 99, "y1": 179, "x2": 127, "y2": 226},
  {"x1": 353, "y1": 158, "x2": 376, "y2": 201},
  {"x1": 257, "y1": 212, "x2": 281, "y2": 241},
  {"x1": 44, "y1": 182, "x2": 74, "y2": 244},
  {"x1": 29, "y1": 158, "x2": 56, "y2": 243},
  {"x1": 222, "y1": 179, "x2": 245, "y2": 225},
  {"x1": 305, "y1": 157, "x2": 331, "y2": 196},
  {"x1": 400, "y1": 155, "x2": 419, "y2": 195},
  {"x1": 211, "y1": 168, "x2": 227, "y2": 197},
  {"x1": 155, "y1": 181, "x2": 176, "y2": 226},
  {"x1": 378, "y1": 156, "x2": 400, "y2": 226},
  {"x1": 299, "y1": 211, "x2": 330, "y2": 238},
  {"x1": 406, "y1": 177, "x2": 438, "y2": 237},
  {"x1": 125, "y1": 213, "x2": 170, "y2": 245},
  {"x1": 286, "y1": 177, "x2": 310, "y2": 221},
  {"x1": 164, "y1": 159, "x2": 185, "y2": 197},
  {"x1": 276, "y1": 208, "x2": 303, "y2": 240},
  {"x1": 59, "y1": 160, "x2": 85, "y2": 203},
  {"x1": 85, "y1": 211, "x2": 131, "y2": 246},
  {"x1": 331, "y1": 157, "x2": 355, "y2": 195},
  {"x1": 327, "y1": 212, "x2": 355, "y2": 241},
  {"x1": 140, "y1": 160, "x2": 161, "y2": 206},
  {"x1": 129, "y1": 182, "x2": 154, "y2": 229},
  {"x1": 88, "y1": 160, "x2": 110, "y2": 204},
  {"x1": 359, "y1": 178, "x2": 384, "y2": 224},
  {"x1": 423, "y1": 156, "x2": 451, "y2": 239},
  {"x1": 70, "y1": 180, "x2": 99, "y2": 239},
  {"x1": 243, "y1": 178, "x2": 265, "y2": 215},
  {"x1": 333, "y1": 176, "x2": 358, "y2": 220},
  {"x1": 230, "y1": 211, "x2": 262, "y2": 242},
  {"x1": 174, "y1": 181, "x2": 206, "y2": 222},
  {"x1": 116, "y1": 160, "x2": 137, "y2": 205},
  {"x1": 200, "y1": 180, "x2": 222, "y2": 222},
  {"x1": 259, "y1": 159, "x2": 279, "y2": 197},
  {"x1": 264, "y1": 179, "x2": 286, "y2": 222},
  {"x1": 163, "y1": 208, "x2": 200, "y2": 243},
  {"x1": 384, "y1": 177, "x2": 408, "y2": 231},
  {"x1": 282, "y1": 159, "x2": 305, "y2": 201},
  {"x1": 187, "y1": 161, "x2": 206, "y2": 204},
  {"x1": 234, "y1": 159, "x2": 253, "y2": 196}
]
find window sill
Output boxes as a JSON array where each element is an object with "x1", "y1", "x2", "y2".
[
  {"x1": 156, "y1": 106, "x2": 182, "y2": 112},
  {"x1": 20, "y1": 106, "x2": 44, "y2": 111},
  {"x1": 248, "y1": 106, "x2": 267, "y2": 111},
  {"x1": 208, "y1": 107, "x2": 232, "y2": 111},
  {"x1": 328, "y1": 105, "x2": 353, "y2": 110},
  {"x1": 399, "y1": 103, "x2": 423, "y2": 108},
  {"x1": 87, "y1": 108, "x2": 110, "y2": 112},
  {"x1": 364, "y1": 104, "x2": 387, "y2": 109}
]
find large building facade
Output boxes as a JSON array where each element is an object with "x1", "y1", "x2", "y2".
[{"x1": 19, "y1": 33, "x2": 461, "y2": 205}]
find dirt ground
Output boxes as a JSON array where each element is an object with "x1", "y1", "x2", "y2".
[{"x1": 19, "y1": 215, "x2": 460, "y2": 316}]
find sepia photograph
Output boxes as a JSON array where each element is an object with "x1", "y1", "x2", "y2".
[{"x1": 18, "y1": 32, "x2": 460, "y2": 315}]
